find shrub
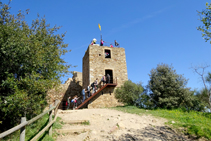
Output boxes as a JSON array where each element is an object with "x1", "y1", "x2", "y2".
[{"x1": 115, "y1": 80, "x2": 144, "y2": 105}]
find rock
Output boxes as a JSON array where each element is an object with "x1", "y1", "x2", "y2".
[
  {"x1": 172, "y1": 121, "x2": 175, "y2": 124},
  {"x1": 152, "y1": 119, "x2": 157, "y2": 123},
  {"x1": 108, "y1": 125, "x2": 118, "y2": 134},
  {"x1": 92, "y1": 130, "x2": 97, "y2": 134},
  {"x1": 118, "y1": 122, "x2": 125, "y2": 129},
  {"x1": 117, "y1": 117, "x2": 121, "y2": 120}
]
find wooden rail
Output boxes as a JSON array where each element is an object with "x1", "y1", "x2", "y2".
[{"x1": 0, "y1": 100, "x2": 60, "y2": 141}]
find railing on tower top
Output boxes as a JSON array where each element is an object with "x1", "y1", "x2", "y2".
[{"x1": 91, "y1": 41, "x2": 120, "y2": 48}]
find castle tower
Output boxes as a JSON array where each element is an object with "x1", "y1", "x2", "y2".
[{"x1": 82, "y1": 44, "x2": 128, "y2": 108}]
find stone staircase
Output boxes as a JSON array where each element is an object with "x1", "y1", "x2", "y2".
[{"x1": 56, "y1": 111, "x2": 91, "y2": 141}]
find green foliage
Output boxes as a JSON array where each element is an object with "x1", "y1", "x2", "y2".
[
  {"x1": 114, "y1": 80, "x2": 144, "y2": 105},
  {"x1": 112, "y1": 106, "x2": 211, "y2": 140},
  {"x1": 192, "y1": 89, "x2": 210, "y2": 111},
  {"x1": 2, "y1": 114, "x2": 63, "y2": 141},
  {"x1": 197, "y1": 2, "x2": 211, "y2": 43},
  {"x1": 148, "y1": 63, "x2": 193, "y2": 109},
  {"x1": 0, "y1": 2, "x2": 70, "y2": 131},
  {"x1": 81, "y1": 121, "x2": 90, "y2": 125}
]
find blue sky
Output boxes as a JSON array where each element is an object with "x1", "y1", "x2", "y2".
[{"x1": 4, "y1": 0, "x2": 211, "y2": 90}]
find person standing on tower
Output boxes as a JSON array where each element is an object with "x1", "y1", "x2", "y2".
[
  {"x1": 91, "y1": 38, "x2": 97, "y2": 45},
  {"x1": 100, "y1": 39, "x2": 104, "y2": 46},
  {"x1": 115, "y1": 40, "x2": 119, "y2": 47}
]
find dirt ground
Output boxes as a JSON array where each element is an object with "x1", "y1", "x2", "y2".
[{"x1": 56, "y1": 109, "x2": 192, "y2": 141}]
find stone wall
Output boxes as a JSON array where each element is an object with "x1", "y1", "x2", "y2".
[
  {"x1": 88, "y1": 87, "x2": 124, "y2": 108},
  {"x1": 82, "y1": 45, "x2": 128, "y2": 108},
  {"x1": 83, "y1": 48, "x2": 90, "y2": 89},
  {"x1": 47, "y1": 71, "x2": 83, "y2": 109}
]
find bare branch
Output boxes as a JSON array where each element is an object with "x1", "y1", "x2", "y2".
[{"x1": 191, "y1": 64, "x2": 210, "y2": 90}]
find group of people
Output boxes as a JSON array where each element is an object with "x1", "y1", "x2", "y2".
[
  {"x1": 91, "y1": 38, "x2": 120, "y2": 47},
  {"x1": 66, "y1": 74, "x2": 111, "y2": 110},
  {"x1": 66, "y1": 95, "x2": 80, "y2": 110}
]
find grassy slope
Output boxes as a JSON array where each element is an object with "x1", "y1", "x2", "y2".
[
  {"x1": 2, "y1": 114, "x2": 62, "y2": 141},
  {"x1": 111, "y1": 106, "x2": 211, "y2": 140}
]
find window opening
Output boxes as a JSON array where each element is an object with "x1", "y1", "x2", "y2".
[{"x1": 105, "y1": 49, "x2": 111, "y2": 58}]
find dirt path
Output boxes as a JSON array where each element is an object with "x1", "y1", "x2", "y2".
[{"x1": 56, "y1": 109, "x2": 190, "y2": 141}]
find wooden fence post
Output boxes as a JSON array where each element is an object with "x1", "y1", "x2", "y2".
[
  {"x1": 49, "y1": 104, "x2": 53, "y2": 136},
  {"x1": 20, "y1": 117, "x2": 26, "y2": 141},
  {"x1": 54, "y1": 100, "x2": 59, "y2": 116}
]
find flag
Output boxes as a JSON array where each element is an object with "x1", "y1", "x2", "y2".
[{"x1": 98, "y1": 23, "x2": 101, "y2": 31}]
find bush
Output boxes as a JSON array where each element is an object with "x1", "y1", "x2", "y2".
[{"x1": 115, "y1": 80, "x2": 144, "y2": 105}]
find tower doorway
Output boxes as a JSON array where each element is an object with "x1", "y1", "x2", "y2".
[{"x1": 105, "y1": 69, "x2": 113, "y2": 83}]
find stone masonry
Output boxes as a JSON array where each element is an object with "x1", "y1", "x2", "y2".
[
  {"x1": 83, "y1": 45, "x2": 128, "y2": 108},
  {"x1": 47, "y1": 71, "x2": 82, "y2": 109},
  {"x1": 48, "y1": 45, "x2": 128, "y2": 109}
]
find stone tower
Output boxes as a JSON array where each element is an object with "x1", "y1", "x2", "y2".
[{"x1": 82, "y1": 44, "x2": 128, "y2": 108}]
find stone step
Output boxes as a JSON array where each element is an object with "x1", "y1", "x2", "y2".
[
  {"x1": 63, "y1": 120, "x2": 89, "y2": 124},
  {"x1": 56, "y1": 128, "x2": 90, "y2": 134}
]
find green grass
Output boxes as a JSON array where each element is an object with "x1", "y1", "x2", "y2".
[
  {"x1": 111, "y1": 106, "x2": 211, "y2": 140},
  {"x1": 81, "y1": 121, "x2": 90, "y2": 125},
  {"x1": 1, "y1": 115, "x2": 63, "y2": 141}
]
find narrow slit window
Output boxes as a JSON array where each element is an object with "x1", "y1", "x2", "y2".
[{"x1": 105, "y1": 49, "x2": 111, "y2": 58}]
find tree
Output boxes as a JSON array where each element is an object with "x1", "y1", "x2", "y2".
[
  {"x1": 0, "y1": 2, "x2": 70, "y2": 131},
  {"x1": 192, "y1": 65, "x2": 211, "y2": 111},
  {"x1": 148, "y1": 63, "x2": 193, "y2": 109},
  {"x1": 196, "y1": 2, "x2": 211, "y2": 111},
  {"x1": 192, "y1": 89, "x2": 210, "y2": 112},
  {"x1": 197, "y1": 2, "x2": 211, "y2": 43},
  {"x1": 115, "y1": 80, "x2": 144, "y2": 105}
]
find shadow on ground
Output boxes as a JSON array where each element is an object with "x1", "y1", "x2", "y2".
[{"x1": 111, "y1": 126, "x2": 192, "y2": 141}]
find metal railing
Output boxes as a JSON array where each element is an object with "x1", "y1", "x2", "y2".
[
  {"x1": 0, "y1": 100, "x2": 60, "y2": 141},
  {"x1": 91, "y1": 41, "x2": 120, "y2": 47},
  {"x1": 97, "y1": 76, "x2": 117, "y2": 87}
]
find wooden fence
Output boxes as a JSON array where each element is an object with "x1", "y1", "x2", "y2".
[{"x1": 0, "y1": 99, "x2": 60, "y2": 141}]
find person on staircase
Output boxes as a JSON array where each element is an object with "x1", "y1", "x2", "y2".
[
  {"x1": 72, "y1": 95, "x2": 79, "y2": 109},
  {"x1": 101, "y1": 75, "x2": 106, "y2": 86},
  {"x1": 94, "y1": 78, "x2": 98, "y2": 92},
  {"x1": 81, "y1": 88, "x2": 87, "y2": 102},
  {"x1": 87, "y1": 85, "x2": 91, "y2": 98},
  {"x1": 91, "y1": 82, "x2": 95, "y2": 95}
]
